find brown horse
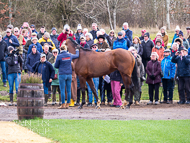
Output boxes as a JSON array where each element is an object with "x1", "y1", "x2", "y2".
[{"x1": 66, "y1": 37, "x2": 139, "y2": 109}]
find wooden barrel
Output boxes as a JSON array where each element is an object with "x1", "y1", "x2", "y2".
[{"x1": 17, "y1": 83, "x2": 44, "y2": 120}]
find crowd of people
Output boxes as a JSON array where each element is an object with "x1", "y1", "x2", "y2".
[{"x1": 0, "y1": 21, "x2": 190, "y2": 108}]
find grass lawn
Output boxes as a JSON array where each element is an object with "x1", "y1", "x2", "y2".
[{"x1": 16, "y1": 119, "x2": 190, "y2": 143}]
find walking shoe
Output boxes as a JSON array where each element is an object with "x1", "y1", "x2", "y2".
[
  {"x1": 155, "y1": 101, "x2": 160, "y2": 105},
  {"x1": 115, "y1": 105, "x2": 121, "y2": 108},
  {"x1": 110, "y1": 104, "x2": 116, "y2": 107},
  {"x1": 9, "y1": 102, "x2": 13, "y2": 106},
  {"x1": 58, "y1": 103, "x2": 66, "y2": 109},
  {"x1": 44, "y1": 103, "x2": 47, "y2": 106},
  {"x1": 3, "y1": 82, "x2": 7, "y2": 87},
  {"x1": 147, "y1": 101, "x2": 153, "y2": 105},
  {"x1": 177, "y1": 101, "x2": 185, "y2": 104},
  {"x1": 167, "y1": 100, "x2": 173, "y2": 104},
  {"x1": 135, "y1": 101, "x2": 140, "y2": 105},
  {"x1": 52, "y1": 102, "x2": 55, "y2": 106},
  {"x1": 75, "y1": 102, "x2": 80, "y2": 106},
  {"x1": 87, "y1": 103, "x2": 92, "y2": 107},
  {"x1": 161, "y1": 100, "x2": 167, "y2": 104},
  {"x1": 101, "y1": 102, "x2": 105, "y2": 105},
  {"x1": 107, "y1": 102, "x2": 112, "y2": 106},
  {"x1": 185, "y1": 101, "x2": 190, "y2": 104}
]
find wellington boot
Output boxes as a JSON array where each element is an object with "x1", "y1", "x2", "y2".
[
  {"x1": 69, "y1": 99, "x2": 75, "y2": 107},
  {"x1": 66, "y1": 103, "x2": 70, "y2": 109},
  {"x1": 58, "y1": 103, "x2": 66, "y2": 109}
]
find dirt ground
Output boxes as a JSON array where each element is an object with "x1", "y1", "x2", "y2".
[
  {"x1": 0, "y1": 101, "x2": 190, "y2": 121},
  {"x1": 0, "y1": 121, "x2": 52, "y2": 143}
]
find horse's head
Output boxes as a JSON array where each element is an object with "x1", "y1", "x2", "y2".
[{"x1": 66, "y1": 37, "x2": 78, "y2": 54}]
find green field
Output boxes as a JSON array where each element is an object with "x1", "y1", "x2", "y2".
[{"x1": 16, "y1": 119, "x2": 190, "y2": 143}]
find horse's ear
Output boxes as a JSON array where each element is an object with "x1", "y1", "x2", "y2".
[{"x1": 72, "y1": 32, "x2": 75, "y2": 38}]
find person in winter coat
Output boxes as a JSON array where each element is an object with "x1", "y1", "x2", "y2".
[
  {"x1": 139, "y1": 29, "x2": 146, "y2": 40},
  {"x1": 75, "y1": 24, "x2": 82, "y2": 42},
  {"x1": 171, "y1": 48, "x2": 190, "y2": 104},
  {"x1": 152, "y1": 33, "x2": 165, "y2": 47},
  {"x1": 14, "y1": 27, "x2": 25, "y2": 55},
  {"x1": 0, "y1": 35, "x2": 8, "y2": 87},
  {"x1": 160, "y1": 26, "x2": 169, "y2": 49},
  {"x1": 50, "y1": 27, "x2": 60, "y2": 49},
  {"x1": 113, "y1": 32, "x2": 128, "y2": 50},
  {"x1": 172, "y1": 25, "x2": 181, "y2": 44},
  {"x1": 3, "y1": 29, "x2": 20, "y2": 49},
  {"x1": 25, "y1": 33, "x2": 37, "y2": 51},
  {"x1": 110, "y1": 70, "x2": 123, "y2": 108},
  {"x1": 27, "y1": 37, "x2": 43, "y2": 55},
  {"x1": 90, "y1": 23, "x2": 99, "y2": 40},
  {"x1": 108, "y1": 30, "x2": 117, "y2": 49},
  {"x1": 30, "y1": 24, "x2": 38, "y2": 34},
  {"x1": 121, "y1": 30, "x2": 131, "y2": 48},
  {"x1": 55, "y1": 45, "x2": 79, "y2": 109},
  {"x1": 32, "y1": 54, "x2": 55, "y2": 106},
  {"x1": 6, "y1": 46, "x2": 23, "y2": 106},
  {"x1": 49, "y1": 49, "x2": 58, "y2": 64},
  {"x1": 26, "y1": 46, "x2": 41, "y2": 72},
  {"x1": 57, "y1": 24, "x2": 75, "y2": 46},
  {"x1": 171, "y1": 42, "x2": 179, "y2": 57},
  {"x1": 178, "y1": 31, "x2": 189, "y2": 49},
  {"x1": 96, "y1": 35, "x2": 110, "y2": 51},
  {"x1": 37, "y1": 26, "x2": 46, "y2": 39},
  {"x1": 174, "y1": 38, "x2": 184, "y2": 51},
  {"x1": 185, "y1": 27, "x2": 190, "y2": 44},
  {"x1": 85, "y1": 33, "x2": 94, "y2": 47},
  {"x1": 128, "y1": 47, "x2": 142, "y2": 105},
  {"x1": 131, "y1": 36, "x2": 143, "y2": 57},
  {"x1": 141, "y1": 32, "x2": 154, "y2": 76},
  {"x1": 146, "y1": 52, "x2": 161, "y2": 105},
  {"x1": 100, "y1": 29, "x2": 112, "y2": 47},
  {"x1": 79, "y1": 36, "x2": 90, "y2": 50},
  {"x1": 43, "y1": 43, "x2": 53, "y2": 61},
  {"x1": 161, "y1": 49, "x2": 176, "y2": 104},
  {"x1": 38, "y1": 32, "x2": 56, "y2": 52},
  {"x1": 152, "y1": 38, "x2": 165, "y2": 62},
  {"x1": 122, "y1": 22, "x2": 133, "y2": 42}
]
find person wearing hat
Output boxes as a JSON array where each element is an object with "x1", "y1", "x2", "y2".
[
  {"x1": 141, "y1": 32, "x2": 154, "y2": 77},
  {"x1": 96, "y1": 35, "x2": 109, "y2": 51},
  {"x1": 26, "y1": 44, "x2": 41, "y2": 72},
  {"x1": 3, "y1": 29, "x2": 19, "y2": 49},
  {"x1": 24, "y1": 32, "x2": 37, "y2": 51},
  {"x1": 185, "y1": 27, "x2": 190, "y2": 44},
  {"x1": 108, "y1": 30, "x2": 117, "y2": 49},
  {"x1": 160, "y1": 26, "x2": 169, "y2": 49},
  {"x1": 174, "y1": 37, "x2": 184, "y2": 51},
  {"x1": 79, "y1": 36, "x2": 90, "y2": 49},
  {"x1": 75, "y1": 24, "x2": 83, "y2": 42},
  {"x1": 38, "y1": 32, "x2": 56, "y2": 52},
  {"x1": 0, "y1": 34, "x2": 8, "y2": 87},
  {"x1": 113, "y1": 32, "x2": 128, "y2": 50},
  {"x1": 37, "y1": 26, "x2": 46, "y2": 39},
  {"x1": 32, "y1": 53, "x2": 55, "y2": 106},
  {"x1": 139, "y1": 29, "x2": 146, "y2": 40},
  {"x1": 172, "y1": 25, "x2": 182, "y2": 44},
  {"x1": 171, "y1": 48, "x2": 190, "y2": 104},
  {"x1": 120, "y1": 30, "x2": 131, "y2": 49},
  {"x1": 50, "y1": 27, "x2": 60, "y2": 49},
  {"x1": 30, "y1": 24, "x2": 38, "y2": 34},
  {"x1": 178, "y1": 31, "x2": 189, "y2": 49},
  {"x1": 152, "y1": 38, "x2": 165, "y2": 62},
  {"x1": 153, "y1": 33, "x2": 165, "y2": 47},
  {"x1": 6, "y1": 46, "x2": 23, "y2": 106},
  {"x1": 161, "y1": 49, "x2": 176, "y2": 104},
  {"x1": 27, "y1": 37, "x2": 43, "y2": 55},
  {"x1": 146, "y1": 52, "x2": 162, "y2": 105}
]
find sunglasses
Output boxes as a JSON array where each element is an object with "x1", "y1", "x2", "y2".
[
  {"x1": 14, "y1": 31, "x2": 18, "y2": 32},
  {"x1": 144, "y1": 36, "x2": 148, "y2": 37},
  {"x1": 92, "y1": 46, "x2": 97, "y2": 48},
  {"x1": 110, "y1": 32, "x2": 114, "y2": 34},
  {"x1": 53, "y1": 52, "x2": 58, "y2": 54}
]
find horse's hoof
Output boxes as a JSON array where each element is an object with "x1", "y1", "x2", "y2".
[
  {"x1": 95, "y1": 106, "x2": 100, "y2": 109},
  {"x1": 78, "y1": 106, "x2": 83, "y2": 109}
]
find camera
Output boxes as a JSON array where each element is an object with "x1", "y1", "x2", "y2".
[
  {"x1": 12, "y1": 49, "x2": 20, "y2": 55},
  {"x1": 65, "y1": 28, "x2": 69, "y2": 32},
  {"x1": 178, "y1": 51, "x2": 181, "y2": 54}
]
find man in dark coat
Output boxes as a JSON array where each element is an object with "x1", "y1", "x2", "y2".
[
  {"x1": 122, "y1": 22, "x2": 133, "y2": 42},
  {"x1": 32, "y1": 54, "x2": 55, "y2": 106},
  {"x1": 50, "y1": 27, "x2": 60, "y2": 49},
  {"x1": 37, "y1": 26, "x2": 46, "y2": 39},
  {"x1": 43, "y1": 43, "x2": 53, "y2": 60},
  {"x1": 141, "y1": 32, "x2": 154, "y2": 77},
  {"x1": 90, "y1": 23, "x2": 99, "y2": 40}
]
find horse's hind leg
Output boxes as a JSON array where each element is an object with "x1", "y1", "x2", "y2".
[
  {"x1": 86, "y1": 78, "x2": 101, "y2": 109},
  {"x1": 78, "y1": 76, "x2": 86, "y2": 109}
]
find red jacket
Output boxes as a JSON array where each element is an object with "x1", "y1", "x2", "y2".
[
  {"x1": 153, "y1": 38, "x2": 165, "y2": 47},
  {"x1": 57, "y1": 32, "x2": 76, "y2": 46}
]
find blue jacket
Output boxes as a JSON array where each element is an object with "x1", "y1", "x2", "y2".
[
  {"x1": 32, "y1": 61, "x2": 55, "y2": 87},
  {"x1": 32, "y1": 29, "x2": 38, "y2": 34},
  {"x1": 27, "y1": 43, "x2": 43, "y2": 55},
  {"x1": 123, "y1": 28, "x2": 133, "y2": 42},
  {"x1": 123, "y1": 36, "x2": 131, "y2": 48},
  {"x1": 54, "y1": 50, "x2": 79, "y2": 75},
  {"x1": 161, "y1": 55, "x2": 176, "y2": 79},
  {"x1": 3, "y1": 34, "x2": 20, "y2": 49},
  {"x1": 26, "y1": 51, "x2": 41, "y2": 72},
  {"x1": 171, "y1": 33, "x2": 179, "y2": 44},
  {"x1": 50, "y1": 34, "x2": 60, "y2": 49},
  {"x1": 113, "y1": 38, "x2": 128, "y2": 50},
  {"x1": 171, "y1": 55, "x2": 190, "y2": 77}
]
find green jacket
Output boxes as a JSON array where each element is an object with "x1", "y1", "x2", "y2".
[{"x1": 51, "y1": 63, "x2": 59, "y2": 85}]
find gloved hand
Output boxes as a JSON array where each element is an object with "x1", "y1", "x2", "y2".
[
  {"x1": 150, "y1": 74, "x2": 155, "y2": 80},
  {"x1": 170, "y1": 77, "x2": 174, "y2": 82}
]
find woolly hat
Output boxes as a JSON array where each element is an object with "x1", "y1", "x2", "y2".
[
  {"x1": 44, "y1": 32, "x2": 50, "y2": 39},
  {"x1": 175, "y1": 25, "x2": 180, "y2": 31},
  {"x1": 141, "y1": 29, "x2": 146, "y2": 33},
  {"x1": 160, "y1": 26, "x2": 166, "y2": 31},
  {"x1": 155, "y1": 38, "x2": 162, "y2": 44},
  {"x1": 179, "y1": 31, "x2": 184, "y2": 36},
  {"x1": 144, "y1": 32, "x2": 150, "y2": 38},
  {"x1": 64, "y1": 24, "x2": 70, "y2": 30},
  {"x1": 77, "y1": 24, "x2": 82, "y2": 30},
  {"x1": 30, "y1": 24, "x2": 35, "y2": 28},
  {"x1": 97, "y1": 35, "x2": 105, "y2": 40},
  {"x1": 156, "y1": 33, "x2": 162, "y2": 37},
  {"x1": 52, "y1": 49, "x2": 58, "y2": 53},
  {"x1": 80, "y1": 36, "x2": 86, "y2": 40},
  {"x1": 51, "y1": 27, "x2": 57, "y2": 31},
  {"x1": 8, "y1": 46, "x2": 14, "y2": 53}
]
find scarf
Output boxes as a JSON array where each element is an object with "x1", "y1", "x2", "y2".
[
  {"x1": 133, "y1": 43, "x2": 139, "y2": 52},
  {"x1": 155, "y1": 45, "x2": 162, "y2": 49},
  {"x1": 80, "y1": 41, "x2": 86, "y2": 47}
]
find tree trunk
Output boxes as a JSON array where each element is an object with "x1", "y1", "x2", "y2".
[
  {"x1": 9, "y1": 0, "x2": 12, "y2": 24},
  {"x1": 107, "y1": 0, "x2": 113, "y2": 30},
  {"x1": 166, "y1": 0, "x2": 170, "y2": 30},
  {"x1": 113, "y1": 6, "x2": 116, "y2": 30}
]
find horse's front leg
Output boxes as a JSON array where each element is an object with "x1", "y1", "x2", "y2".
[
  {"x1": 78, "y1": 76, "x2": 86, "y2": 109},
  {"x1": 86, "y1": 78, "x2": 101, "y2": 109}
]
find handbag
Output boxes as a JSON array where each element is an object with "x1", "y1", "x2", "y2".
[{"x1": 53, "y1": 74, "x2": 57, "y2": 80}]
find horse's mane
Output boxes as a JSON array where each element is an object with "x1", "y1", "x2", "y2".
[{"x1": 68, "y1": 37, "x2": 92, "y2": 51}]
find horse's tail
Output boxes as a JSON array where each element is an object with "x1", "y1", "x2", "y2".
[{"x1": 131, "y1": 57, "x2": 139, "y2": 90}]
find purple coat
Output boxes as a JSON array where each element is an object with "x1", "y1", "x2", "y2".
[{"x1": 146, "y1": 60, "x2": 162, "y2": 84}]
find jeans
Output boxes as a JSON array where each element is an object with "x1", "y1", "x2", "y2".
[
  {"x1": 162, "y1": 79, "x2": 174, "y2": 101},
  {"x1": 59, "y1": 74, "x2": 72, "y2": 104},
  {"x1": 8, "y1": 73, "x2": 21, "y2": 94},
  {"x1": 0, "y1": 61, "x2": 6, "y2": 83},
  {"x1": 43, "y1": 82, "x2": 49, "y2": 94},
  {"x1": 86, "y1": 78, "x2": 99, "y2": 103}
]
